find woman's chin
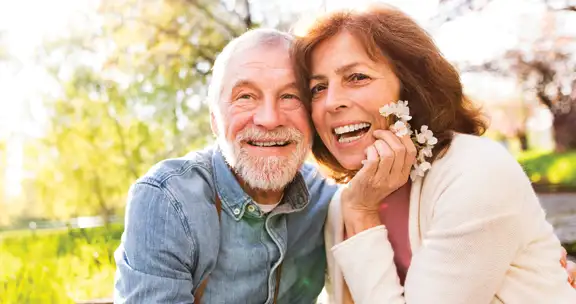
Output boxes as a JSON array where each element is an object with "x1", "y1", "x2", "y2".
[{"x1": 339, "y1": 157, "x2": 365, "y2": 171}]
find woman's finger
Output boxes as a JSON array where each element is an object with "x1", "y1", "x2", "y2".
[
  {"x1": 356, "y1": 145, "x2": 380, "y2": 185},
  {"x1": 567, "y1": 260, "x2": 576, "y2": 287},
  {"x1": 375, "y1": 131, "x2": 405, "y2": 181},
  {"x1": 399, "y1": 134, "x2": 417, "y2": 178},
  {"x1": 561, "y1": 247, "x2": 568, "y2": 268},
  {"x1": 372, "y1": 139, "x2": 394, "y2": 184}
]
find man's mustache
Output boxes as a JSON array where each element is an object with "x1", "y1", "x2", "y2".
[{"x1": 236, "y1": 126, "x2": 303, "y2": 143}]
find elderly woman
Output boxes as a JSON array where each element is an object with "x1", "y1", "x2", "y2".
[{"x1": 292, "y1": 4, "x2": 576, "y2": 303}]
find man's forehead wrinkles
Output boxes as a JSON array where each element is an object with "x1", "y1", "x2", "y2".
[{"x1": 237, "y1": 61, "x2": 291, "y2": 70}]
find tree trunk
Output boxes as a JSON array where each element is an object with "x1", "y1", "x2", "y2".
[
  {"x1": 552, "y1": 101, "x2": 576, "y2": 152},
  {"x1": 242, "y1": 0, "x2": 252, "y2": 29},
  {"x1": 101, "y1": 208, "x2": 112, "y2": 230},
  {"x1": 517, "y1": 130, "x2": 529, "y2": 151}
]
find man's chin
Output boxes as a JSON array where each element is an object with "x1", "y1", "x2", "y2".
[{"x1": 236, "y1": 156, "x2": 302, "y2": 191}]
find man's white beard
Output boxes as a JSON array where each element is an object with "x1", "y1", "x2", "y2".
[{"x1": 218, "y1": 126, "x2": 309, "y2": 191}]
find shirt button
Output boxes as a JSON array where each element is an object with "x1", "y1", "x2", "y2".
[
  {"x1": 247, "y1": 205, "x2": 256, "y2": 212},
  {"x1": 233, "y1": 208, "x2": 240, "y2": 215}
]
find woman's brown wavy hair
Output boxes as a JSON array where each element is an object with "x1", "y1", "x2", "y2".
[{"x1": 291, "y1": 4, "x2": 488, "y2": 183}]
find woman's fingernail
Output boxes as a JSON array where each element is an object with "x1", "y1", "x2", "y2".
[{"x1": 361, "y1": 160, "x2": 366, "y2": 165}]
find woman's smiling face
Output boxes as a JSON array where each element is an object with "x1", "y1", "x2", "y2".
[{"x1": 309, "y1": 31, "x2": 401, "y2": 170}]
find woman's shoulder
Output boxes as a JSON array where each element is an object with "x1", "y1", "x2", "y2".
[
  {"x1": 326, "y1": 186, "x2": 345, "y2": 227},
  {"x1": 425, "y1": 133, "x2": 534, "y2": 200},
  {"x1": 434, "y1": 133, "x2": 521, "y2": 174},
  {"x1": 324, "y1": 186, "x2": 346, "y2": 254},
  {"x1": 421, "y1": 134, "x2": 540, "y2": 230}
]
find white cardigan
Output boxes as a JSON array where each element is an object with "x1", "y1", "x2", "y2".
[{"x1": 323, "y1": 134, "x2": 576, "y2": 304}]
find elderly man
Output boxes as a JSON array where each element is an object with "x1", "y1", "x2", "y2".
[{"x1": 113, "y1": 28, "x2": 338, "y2": 303}]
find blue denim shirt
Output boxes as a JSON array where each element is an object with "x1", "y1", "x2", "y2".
[{"x1": 114, "y1": 145, "x2": 338, "y2": 303}]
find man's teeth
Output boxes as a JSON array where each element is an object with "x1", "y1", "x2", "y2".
[
  {"x1": 251, "y1": 141, "x2": 288, "y2": 147},
  {"x1": 338, "y1": 135, "x2": 363, "y2": 143},
  {"x1": 333, "y1": 123, "x2": 370, "y2": 135}
]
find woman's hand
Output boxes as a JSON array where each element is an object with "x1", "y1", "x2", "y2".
[
  {"x1": 340, "y1": 130, "x2": 417, "y2": 236},
  {"x1": 561, "y1": 247, "x2": 576, "y2": 288}
]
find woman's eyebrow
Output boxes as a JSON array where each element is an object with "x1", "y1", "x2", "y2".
[{"x1": 310, "y1": 61, "x2": 370, "y2": 80}]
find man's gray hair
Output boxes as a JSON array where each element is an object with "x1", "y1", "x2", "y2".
[{"x1": 207, "y1": 28, "x2": 294, "y2": 114}]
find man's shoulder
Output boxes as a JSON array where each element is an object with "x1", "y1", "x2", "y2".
[
  {"x1": 299, "y1": 162, "x2": 327, "y2": 185},
  {"x1": 138, "y1": 145, "x2": 215, "y2": 188},
  {"x1": 299, "y1": 162, "x2": 339, "y2": 200}
]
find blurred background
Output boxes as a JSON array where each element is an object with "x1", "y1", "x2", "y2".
[{"x1": 0, "y1": 0, "x2": 575, "y2": 302}]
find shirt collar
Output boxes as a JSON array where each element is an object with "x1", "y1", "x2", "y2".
[{"x1": 212, "y1": 147, "x2": 310, "y2": 221}]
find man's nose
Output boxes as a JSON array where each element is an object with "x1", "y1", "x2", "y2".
[{"x1": 253, "y1": 99, "x2": 284, "y2": 130}]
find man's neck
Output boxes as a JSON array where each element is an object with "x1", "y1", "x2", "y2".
[{"x1": 239, "y1": 180, "x2": 284, "y2": 205}]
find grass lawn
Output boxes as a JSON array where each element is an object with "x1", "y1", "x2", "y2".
[
  {"x1": 0, "y1": 224, "x2": 123, "y2": 303},
  {"x1": 517, "y1": 150, "x2": 576, "y2": 191}
]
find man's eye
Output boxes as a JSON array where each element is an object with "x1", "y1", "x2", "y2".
[
  {"x1": 311, "y1": 84, "x2": 326, "y2": 95},
  {"x1": 350, "y1": 73, "x2": 370, "y2": 82},
  {"x1": 237, "y1": 94, "x2": 253, "y2": 100},
  {"x1": 281, "y1": 94, "x2": 300, "y2": 100}
]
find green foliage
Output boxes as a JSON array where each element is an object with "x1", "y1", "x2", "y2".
[
  {"x1": 566, "y1": 242, "x2": 576, "y2": 257},
  {"x1": 0, "y1": 225, "x2": 123, "y2": 303},
  {"x1": 518, "y1": 150, "x2": 576, "y2": 188},
  {"x1": 18, "y1": 0, "x2": 257, "y2": 222}
]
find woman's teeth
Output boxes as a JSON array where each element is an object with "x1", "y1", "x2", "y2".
[
  {"x1": 339, "y1": 135, "x2": 363, "y2": 143},
  {"x1": 333, "y1": 122, "x2": 370, "y2": 135},
  {"x1": 333, "y1": 122, "x2": 371, "y2": 143}
]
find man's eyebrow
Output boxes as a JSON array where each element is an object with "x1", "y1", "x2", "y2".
[
  {"x1": 310, "y1": 62, "x2": 365, "y2": 81},
  {"x1": 230, "y1": 79, "x2": 257, "y2": 90},
  {"x1": 278, "y1": 82, "x2": 298, "y2": 91}
]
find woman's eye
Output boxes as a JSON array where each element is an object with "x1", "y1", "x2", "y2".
[
  {"x1": 311, "y1": 84, "x2": 326, "y2": 96},
  {"x1": 350, "y1": 73, "x2": 370, "y2": 82}
]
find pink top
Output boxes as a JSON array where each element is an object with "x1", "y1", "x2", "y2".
[
  {"x1": 344, "y1": 182, "x2": 413, "y2": 285},
  {"x1": 377, "y1": 182, "x2": 412, "y2": 285}
]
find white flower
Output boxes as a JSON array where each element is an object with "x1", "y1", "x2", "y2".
[
  {"x1": 379, "y1": 104, "x2": 396, "y2": 117},
  {"x1": 391, "y1": 120, "x2": 409, "y2": 137},
  {"x1": 417, "y1": 149, "x2": 427, "y2": 162},
  {"x1": 410, "y1": 170, "x2": 418, "y2": 181},
  {"x1": 421, "y1": 146, "x2": 433, "y2": 158},
  {"x1": 410, "y1": 161, "x2": 432, "y2": 181},
  {"x1": 395, "y1": 100, "x2": 412, "y2": 121},
  {"x1": 379, "y1": 101, "x2": 412, "y2": 122},
  {"x1": 419, "y1": 161, "x2": 432, "y2": 172},
  {"x1": 379, "y1": 100, "x2": 437, "y2": 180},
  {"x1": 416, "y1": 125, "x2": 436, "y2": 145},
  {"x1": 415, "y1": 132, "x2": 425, "y2": 144}
]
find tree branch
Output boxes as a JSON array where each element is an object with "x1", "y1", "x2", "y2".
[
  {"x1": 559, "y1": 5, "x2": 576, "y2": 11},
  {"x1": 537, "y1": 90, "x2": 554, "y2": 110},
  {"x1": 91, "y1": 173, "x2": 112, "y2": 223},
  {"x1": 117, "y1": 16, "x2": 218, "y2": 65},
  {"x1": 431, "y1": 0, "x2": 495, "y2": 26},
  {"x1": 434, "y1": 0, "x2": 575, "y2": 27},
  {"x1": 242, "y1": 0, "x2": 253, "y2": 29},
  {"x1": 181, "y1": 0, "x2": 241, "y2": 37},
  {"x1": 103, "y1": 103, "x2": 140, "y2": 180}
]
